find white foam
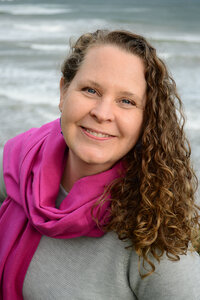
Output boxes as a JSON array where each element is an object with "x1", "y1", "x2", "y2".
[
  {"x1": 0, "y1": 23, "x2": 65, "y2": 42},
  {"x1": 149, "y1": 32, "x2": 200, "y2": 44},
  {"x1": 0, "y1": 4, "x2": 72, "y2": 15},
  {"x1": 158, "y1": 52, "x2": 200, "y2": 60},
  {"x1": 0, "y1": 18, "x2": 109, "y2": 42},
  {"x1": 14, "y1": 23, "x2": 64, "y2": 33},
  {"x1": 13, "y1": 18, "x2": 107, "y2": 30},
  {"x1": 185, "y1": 121, "x2": 200, "y2": 131},
  {"x1": 184, "y1": 109, "x2": 200, "y2": 130},
  {"x1": 0, "y1": 87, "x2": 59, "y2": 106},
  {"x1": 37, "y1": 110, "x2": 59, "y2": 121},
  {"x1": 158, "y1": 53, "x2": 173, "y2": 60},
  {"x1": 0, "y1": 66, "x2": 61, "y2": 106},
  {"x1": 29, "y1": 43, "x2": 69, "y2": 52}
]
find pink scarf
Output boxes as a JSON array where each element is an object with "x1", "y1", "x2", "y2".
[{"x1": 0, "y1": 119, "x2": 122, "y2": 299}]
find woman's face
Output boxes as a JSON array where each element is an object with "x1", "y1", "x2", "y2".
[{"x1": 59, "y1": 45, "x2": 146, "y2": 172}]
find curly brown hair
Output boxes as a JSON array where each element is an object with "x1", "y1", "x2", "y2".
[{"x1": 61, "y1": 29, "x2": 200, "y2": 277}]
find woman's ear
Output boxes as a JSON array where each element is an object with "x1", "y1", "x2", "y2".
[{"x1": 59, "y1": 77, "x2": 65, "y2": 112}]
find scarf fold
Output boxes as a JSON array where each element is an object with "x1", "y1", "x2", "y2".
[{"x1": 0, "y1": 119, "x2": 122, "y2": 299}]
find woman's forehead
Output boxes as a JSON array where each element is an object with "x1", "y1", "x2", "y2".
[{"x1": 73, "y1": 45, "x2": 146, "y2": 102}]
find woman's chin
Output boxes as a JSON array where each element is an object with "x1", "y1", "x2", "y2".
[{"x1": 77, "y1": 152, "x2": 115, "y2": 170}]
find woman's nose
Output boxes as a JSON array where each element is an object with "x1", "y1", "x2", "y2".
[{"x1": 89, "y1": 98, "x2": 115, "y2": 123}]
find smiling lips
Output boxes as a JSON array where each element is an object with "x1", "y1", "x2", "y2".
[{"x1": 81, "y1": 126, "x2": 115, "y2": 140}]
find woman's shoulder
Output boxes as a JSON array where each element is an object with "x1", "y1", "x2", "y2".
[
  {"x1": 4, "y1": 119, "x2": 59, "y2": 151},
  {"x1": 3, "y1": 119, "x2": 59, "y2": 172},
  {"x1": 98, "y1": 233, "x2": 200, "y2": 299},
  {"x1": 129, "y1": 248, "x2": 200, "y2": 299},
  {"x1": 0, "y1": 119, "x2": 60, "y2": 203}
]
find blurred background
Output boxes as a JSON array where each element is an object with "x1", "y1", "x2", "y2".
[{"x1": 0, "y1": 0, "x2": 200, "y2": 186}]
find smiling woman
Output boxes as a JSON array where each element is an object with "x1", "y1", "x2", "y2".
[
  {"x1": 59, "y1": 45, "x2": 146, "y2": 189},
  {"x1": 0, "y1": 29, "x2": 200, "y2": 300}
]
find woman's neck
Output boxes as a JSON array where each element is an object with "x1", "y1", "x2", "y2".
[{"x1": 61, "y1": 150, "x2": 112, "y2": 192}]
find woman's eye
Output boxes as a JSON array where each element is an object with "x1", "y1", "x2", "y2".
[
  {"x1": 121, "y1": 99, "x2": 136, "y2": 106},
  {"x1": 86, "y1": 87, "x2": 96, "y2": 94}
]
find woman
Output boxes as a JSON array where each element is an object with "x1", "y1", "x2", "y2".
[{"x1": 0, "y1": 29, "x2": 200, "y2": 299}]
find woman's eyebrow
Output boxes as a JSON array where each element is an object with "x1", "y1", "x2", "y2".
[
  {"x1": 118, "y1": 91, "x2": 137, "y2": 98},
  {"x1": 79, "y1": 79, "x2": 102, "y2": 89}
]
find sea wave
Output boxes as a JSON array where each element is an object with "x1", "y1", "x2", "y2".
[
  {"x1": 11, "y1": 18, "x2": 108, "y2": 35},
  {"x1": 0, "y1": 18, "x2": 109, "y2": 42},
  {"x1": 158, "y1": 52, "x2": 200, "y2": 60},
  {"x1": 186, "y1": 120, "x2": 200, "y2": 131},
  {"x1": 14, "y1": 23, "x2": 65, "y2": 33},
  {"x1": 29, "y1": 43, "x2": 69, "y2": 52},
  {"x1": 0, "y1": 88, "x2": 59, "y2": 106},
  {"x1": 149, "y1": 33, "x2": 200, "y2": 44},
  {"x1": 0, "y1": 4, "x2": 72, "y2": 15}
]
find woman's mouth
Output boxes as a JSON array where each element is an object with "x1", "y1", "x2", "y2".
[{"x1": 80, "y1": 127, "x2": 114, "y2": 140}]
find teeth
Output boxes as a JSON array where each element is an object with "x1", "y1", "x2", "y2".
[{"x1": 85, "y1": 128, "x2": 111, "y2": 138}]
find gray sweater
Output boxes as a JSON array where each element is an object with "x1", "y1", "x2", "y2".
[{"x1": 1, "y1": 152, "x2": 200, "y2": 299}]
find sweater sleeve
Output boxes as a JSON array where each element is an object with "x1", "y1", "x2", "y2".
[
  {"x1": 129, "y1": 250, "x2": 200, "y2": 300},
  {"x1": 0, "y1": 148, "x2": 7, "y2": 203}
]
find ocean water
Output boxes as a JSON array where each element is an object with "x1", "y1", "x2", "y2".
[{"x1": 0, "y1": 0, "x2": 200, "y2": 181}]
